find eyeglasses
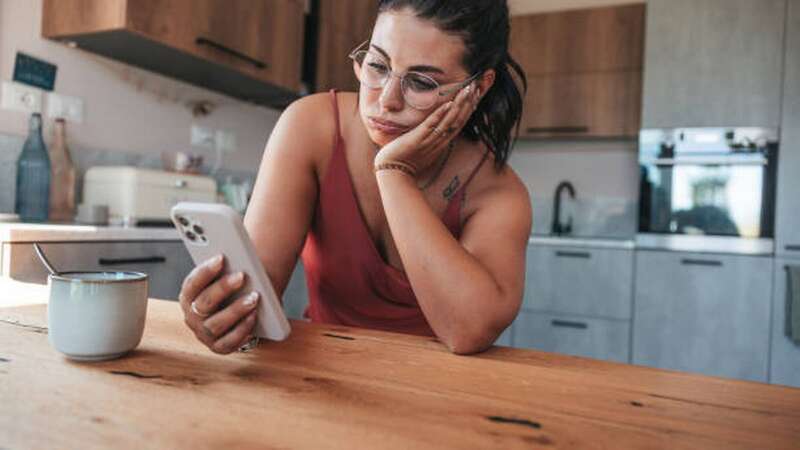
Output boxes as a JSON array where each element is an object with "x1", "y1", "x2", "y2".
[{"x1": 348, "y1": 40, "x2": 479, "y2": 111}]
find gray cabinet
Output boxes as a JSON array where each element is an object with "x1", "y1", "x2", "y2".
[
  {"x1": 524, "y1": 245, "x2": 634, "y2": 319},
  {"x1": 776, "y1": 0, "x2": 800, "y2": 257},
  {"x1": 282, "y1": 262, "x2": 308, "y2": 320},
  {"x1": 513, "y1": 310, "x2": 630, "y2": 363},
  {"x1": 633, "y1": 250, "x2": 773, "y2": 382},
  {"x1": 642, "y1": 0, "x2": 786, "y2": 128},
  {"x1": 769, "y1": 258, "x2": 800, "y2": 387},
  {"x1": 1, "y1": 241, "x2": 193, "y2": 300}
]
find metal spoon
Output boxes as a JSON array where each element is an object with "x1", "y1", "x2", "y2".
[{"x1": 33, "y1": 243, "x2": 60, "y2": 276}]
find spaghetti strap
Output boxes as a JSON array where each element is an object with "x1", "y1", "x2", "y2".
[
  {"x1": 461, "y1": 150, "x2": 490, "y2": 192},
  {"x1": 328, "y1": 89, "x2": 342, "y2": 150}
]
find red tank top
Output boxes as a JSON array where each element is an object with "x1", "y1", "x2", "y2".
[{"x1": 300, "y1": 90, "x2": 488, "y2": 336}]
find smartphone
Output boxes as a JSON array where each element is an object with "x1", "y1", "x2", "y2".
[{"x1": 170, "y1": 202, "x2": 290, "y2": 341}]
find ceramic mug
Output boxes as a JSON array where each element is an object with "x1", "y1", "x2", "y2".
[{"x1": 47, "y1": 271, "x2": 148, "y2": 361}]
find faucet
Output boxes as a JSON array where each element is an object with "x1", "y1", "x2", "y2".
[{"x1": 551, "y1": 181, "x2": 576, "y2": 236}]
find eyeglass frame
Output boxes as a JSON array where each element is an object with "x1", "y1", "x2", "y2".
[{"x1": 348, "y1": 40, "x2": 480, "y2": 110}]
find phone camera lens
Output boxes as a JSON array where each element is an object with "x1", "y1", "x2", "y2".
[
  {"x1": 193, "y1": 224, "x2": 204, "y2": 235},
  {"x1": 185, "y1": 230, "x2": 197, "y2": 241},
  {"x1": 177, "y1": 216, "x2": 189, "y2": 227}
]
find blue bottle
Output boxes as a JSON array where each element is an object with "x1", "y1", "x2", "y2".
[{"x1": 15, "y1": 113, "x2": 51, "y2": 222}]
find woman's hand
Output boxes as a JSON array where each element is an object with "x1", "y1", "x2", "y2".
[
  {"x1": 178, "y1": 255, "x2": 261, "y2": 354},
  {"x1": 374, "y1": 82, "x2": 481, "y2": 175}
]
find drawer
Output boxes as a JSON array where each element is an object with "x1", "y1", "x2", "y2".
[
  {"x1": 524, "y1": 245, "x2": 634, "y2": 319},
  {"x1": 2, "y1": 241, "x2": 193, "y2": 300},
  {"x1": 512, "y1": 310, "x2": 631, "y2": 363}
]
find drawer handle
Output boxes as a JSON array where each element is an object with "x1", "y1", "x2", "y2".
[
  {"x1": 527, "y1": 126, "x2": 590, "y2": 134},
  {"x1": 551, "y1": 320, "x2": 588, "y2": 329},
  {"x1": 681, "y1": 258, "x2": 723, "y2": 267},
  {"x1": 195, "y1": 37, "x2": 267, "y2": 69},
  {"x1": 555, "y1": 251, "x2": 592, "y2": 259},
  {"x1": 786, "y1": 245, "x2": 800, "y2": 252},
  {"x1": 99, "y1": 256, "x2": 166, "y2": 266}
]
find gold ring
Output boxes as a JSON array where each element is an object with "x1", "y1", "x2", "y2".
[
  {"x1": 190, "y1": 301, "x2": 211, "y2": 318},
  {"x1": 432, "y1": 127, "x2": 442, "y2": 135}
]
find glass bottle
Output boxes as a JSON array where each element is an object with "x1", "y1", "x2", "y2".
[
  {"x1": 15, "y1": 113, "x2": 51, "y2": 222},
  {"x1": 48, "y1": 118, "x2": 77, "y2": 221}
]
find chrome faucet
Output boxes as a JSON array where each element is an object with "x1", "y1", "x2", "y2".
[{"x1": 551, "y1": 181, "x2": 575, "y2": 236}]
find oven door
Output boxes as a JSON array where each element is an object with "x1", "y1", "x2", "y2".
[{"x1": 639, "y1": 158, "x2": 774, "y2": 238}]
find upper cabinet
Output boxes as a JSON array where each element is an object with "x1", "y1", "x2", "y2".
[
  {"x1": 314, "y1": 0, "x2": 379, "y2": 93},
  {"x1": 776, "y1": 0, "x2": 800, "y2": 257},
  {"x1": 510, "y1": 4, "x2": 645, "y2": 139},
  {"x1": 42, "y1": 0, "x2": 305, "y2": 108},
  {"x1": 642, "y1": 0, "x2": 786, "y2": 128}
]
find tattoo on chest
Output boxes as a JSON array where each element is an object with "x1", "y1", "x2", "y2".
[{"x1": 443, "y1": 175, "x2": 461, "y2": 200}]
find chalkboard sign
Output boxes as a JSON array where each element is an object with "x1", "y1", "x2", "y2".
[{"x1": 13, "y1": 52, "x2": 57, "y2": 91}]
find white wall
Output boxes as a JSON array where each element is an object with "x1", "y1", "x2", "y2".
[
  {"x1": 0, "y1": 0, "x2": 281, "y2": 172},
  {"x1": 509, "y1": 0, "x2": 642, "y2": 15}
]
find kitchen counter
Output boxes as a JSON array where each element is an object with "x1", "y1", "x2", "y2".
[
  {"x1": 529, "y1": 235, "x2": 636, "y2": 250},
  {"x1": 2, "y1": 283, "x2": 799, "y2": 449},
  {"x1": 0, "y1": 223, "x2": 180, "y2": 243}
]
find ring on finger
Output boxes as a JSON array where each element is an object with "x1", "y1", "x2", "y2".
[
  {"x1": 191, "y1": 301, "x2": 211, "y2": 318},
  {"x1": 432, "y1": 127, "x2": 442, "y2": 135}
]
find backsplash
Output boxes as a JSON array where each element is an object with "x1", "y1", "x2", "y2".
[
  {"x1": 530, "y1": 195, "x2": 637, "y2": 239},
  {"x1": 0, "y1": 132, "x2": 255, "y2": 214}
]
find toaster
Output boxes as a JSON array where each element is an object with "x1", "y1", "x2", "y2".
[{"x1": 83, "y1": 166, "x2": 218, "y2": 225}]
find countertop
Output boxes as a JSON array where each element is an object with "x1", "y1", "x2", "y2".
[
  {"x1": 529, "y1": 235, "x2": 636, "y2": 250},
  {"x1": 2, "y1": 283, "x2": 799, "y2": 449},
  {"x1": 0, "y1": 223, "x2": 180, "y2": 243}
]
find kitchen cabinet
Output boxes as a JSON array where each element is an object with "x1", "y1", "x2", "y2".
[
  {"x1": 42, "y1": 0, "x2": 305, "y2": 107},
  {"x1": 776, "y1": 0, "x2": 800, "y2": 257},
  {"x1": 770, "y1": 258, "x2": 800, "y2": 388},
  {"x1": 641, "y1": 0, "x2": 786, "y2": 128},
  {"x1": 314, "y1": 0, "x2": 379, "y2": 92},
  {"x1": 523, "y1": 245, "x2": 634, "y2": 320},
  {"x1": 633, "y1": 250, "x2": 772, "y2": 382},
  {"x1": 509, "y1": 4, "x2": 644, "y2": 138},
  {"x1": 1, "y1": 241, "x2": 193, "y2": 300},
  {"x1": 513, "y1": 310, "x2": 630, "y2": 363}
]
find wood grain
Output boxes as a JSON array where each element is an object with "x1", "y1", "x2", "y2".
[{"x1": 2, "y1": 297, "x2": 799, "y2": 450}]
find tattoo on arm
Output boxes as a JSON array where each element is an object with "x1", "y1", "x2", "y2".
[{"x1": 443, "y1": 175, "x2": 461, "y2": 200}]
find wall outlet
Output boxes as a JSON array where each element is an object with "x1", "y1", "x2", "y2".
[
  {"x1": 215, "y1": 129, "x2": 237, "y2": 153},
  {"x1": 190, "y1": 124, "x2": 215, "y2": 149},
  {"x1": 47, "y1": 92, "x2": 84, "y2": 123},
  {"x1": 1, "y1": 80, "x2": 43, "y2": 113}
]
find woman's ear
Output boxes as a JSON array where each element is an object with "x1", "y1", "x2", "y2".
[
  {"x1": 477, "y1": 69, "x2": 496, "y2": 100},
  {"x1": 353, "y1": 60, "x2": 361, "y2": 82}
]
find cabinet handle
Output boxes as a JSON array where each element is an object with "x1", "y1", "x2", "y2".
[
  {"x1": 680, "y1": 258, "x2": 723, "y2": 267},
  {"x1": 786, "y1": 245, "x2": 800, "y2": 252},
  {"x1": 99, "y1": 256, "x2": 166, "y2": 266},
  {"x1": 551, "y1": 320, "x2": 588, "y2": 329},
  {"x1": 527, "y1": 126, "x2": 590, "y2": 134},
  {"x1": 195, "y1": 37, "x2": 267, "y2": 69},
  {"x1": 555, "y1": 250, "x2": 592, "y2": 259}
]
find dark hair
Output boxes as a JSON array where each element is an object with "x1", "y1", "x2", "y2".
[{"x1": 376, "y1": 0, "x2": 527, "y2": 169}]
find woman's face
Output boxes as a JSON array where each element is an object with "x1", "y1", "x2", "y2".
[{"x1": 356, "y1": 9, "x2": 473, "y2": 148}]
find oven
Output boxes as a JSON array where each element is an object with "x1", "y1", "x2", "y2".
[{"x1": 637, "y1": 128, "x2": 778, "y2": 254}]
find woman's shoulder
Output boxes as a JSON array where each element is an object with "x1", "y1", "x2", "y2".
[{"x1": 464, "y1": 145, "x2": 531, "y2": 219}]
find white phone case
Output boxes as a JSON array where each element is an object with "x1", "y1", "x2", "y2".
[{"x1": 170, "y1": 202, "x2": 290, "y2": 341}]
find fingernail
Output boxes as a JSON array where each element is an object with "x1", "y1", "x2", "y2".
[
  {"x1": 244, "y1": 291, "x2": 260, "y2": 307},
  {"x1": 445, "y1": 101, "x2": 453, "y2": 109},
  {"x1": 211, "y1": 254, "x2": 223, "y2": 267},
  {"x1": 229, "y1": 272, "x2": 245, "y2": 286}
]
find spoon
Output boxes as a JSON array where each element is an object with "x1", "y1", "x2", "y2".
[{"x1": 33, "y1": 243, "x2": 60, "y2": 276}]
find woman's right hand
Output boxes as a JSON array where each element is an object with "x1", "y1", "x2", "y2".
[{"x1": 178, "y1": 255, "x2": 261, "y2": 354}]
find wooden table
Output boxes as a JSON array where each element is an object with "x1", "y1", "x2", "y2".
[{"x1": 2, "y1": 293, "x2": 800, "y2": 449}]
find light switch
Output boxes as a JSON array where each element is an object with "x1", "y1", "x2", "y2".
[
  {"x1": 47, "y1": 92, "x2": 84, "y2": 123},
  {"x1": 215, "y1": 129, "x2": 237, "y2": 153},
  {"x1": 191, "y1": 124, "x2": 215, "y2": 149},
  {"x1": 1, "y1": 80, "x2": 43, "y2": 113}
]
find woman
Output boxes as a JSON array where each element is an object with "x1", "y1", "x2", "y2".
[{"x1": 178, "y1": 0, "x2": 531, "y2": 355}]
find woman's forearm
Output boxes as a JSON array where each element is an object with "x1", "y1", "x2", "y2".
[{"x1": 376, "y1": 170, "x2": 506, "y2": 354}]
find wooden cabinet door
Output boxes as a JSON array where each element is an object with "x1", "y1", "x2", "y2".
[
  {"x1": 127, "y1": 0, "x2": 304, "y2": 91},
  {"x1": 642, "y1": 0, "x2": 786, "y2": 128},
  {"x1": 770, "y1": 258, "x2": 800, "y2": 388},
  {"x1": 776, "y1": 0, "x2": 800, "y2": 257},
  {"x1": 315, "y1": 0, "x2": 378, "y2": 92},
  {"x1": 522, "y1": 71, "x2": 641, "y2": 138},
  {"x1": 632, "y1": 250, "x2": 772, "y2": 382}
]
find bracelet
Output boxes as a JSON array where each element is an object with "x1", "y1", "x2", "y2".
[{"x1": 374, "y1": 162, "x2": 416, "y2": 177}]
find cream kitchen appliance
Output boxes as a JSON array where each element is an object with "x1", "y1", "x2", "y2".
[{"x1": 83, "y1": 166, "x2": 217, "y2": 226}]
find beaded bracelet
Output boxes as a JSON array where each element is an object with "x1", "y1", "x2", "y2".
[{"x1": 374, "y1": 162, "x2": 416, "y2": 177}]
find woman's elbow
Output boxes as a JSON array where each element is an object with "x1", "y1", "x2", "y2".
[{"x1": 444, "y1": 330, "x2": 496, "y2": 355}]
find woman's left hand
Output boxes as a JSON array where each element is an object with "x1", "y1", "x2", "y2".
[{"x1": 374, "y1": 82, "x2": 481, "y2": 175}]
